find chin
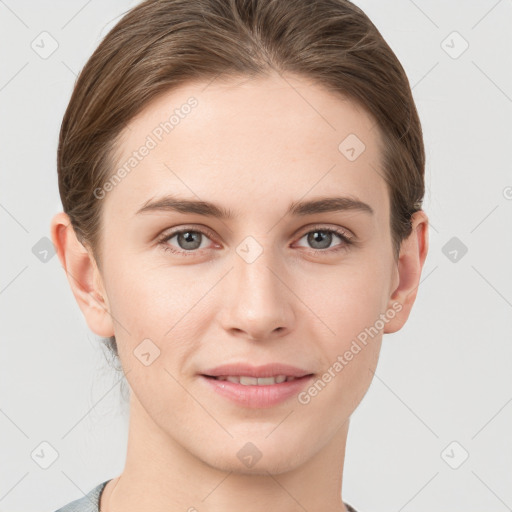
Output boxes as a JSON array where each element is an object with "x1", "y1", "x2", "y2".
[
  {"x1": 198, "y1": 435, "x2": 312, "y2": 476},
  {"x1": 211, "y1": 454, "x2": 302, "y2": 476}
]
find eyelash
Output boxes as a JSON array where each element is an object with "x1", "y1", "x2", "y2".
[{"x1": 156, "y1": 225, "x2": 354, "y2": 257}]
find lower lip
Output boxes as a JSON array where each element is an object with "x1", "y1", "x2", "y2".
[{"x1": 199, "y1": 375, "x2": 314, "y2": 408}]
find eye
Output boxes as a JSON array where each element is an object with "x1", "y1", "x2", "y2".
[
  {"x1": 295, "y1": 226, "x2": 354, "y2": 253},
  {"x1": 157, "y1": 227, "x2": 215, "y2": 256},
  {"x1": 156, "y1": 224, "x2": 355, "y2": 257}
]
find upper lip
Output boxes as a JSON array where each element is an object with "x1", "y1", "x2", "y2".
[{"x1": 201, "y1": 363, "x2": 313, "y2": 378}]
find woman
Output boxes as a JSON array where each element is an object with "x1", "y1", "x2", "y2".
[{"x1": 51, "y1": 0, "x2": 429, "y2": 510}]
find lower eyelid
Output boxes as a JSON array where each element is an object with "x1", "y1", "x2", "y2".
[
  {"x1": 158, "y1": 227, "x2": 353, "y2": 254},
  {"x1": 159, "y1": 229, "x2": 214, "y2": 250}
]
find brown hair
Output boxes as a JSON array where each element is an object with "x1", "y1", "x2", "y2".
[{"x1": 57, "y1": 0, "x2": 425, "y2": 360}]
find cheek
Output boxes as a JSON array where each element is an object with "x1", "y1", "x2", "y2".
[
  {"x1": 306, "y1": 256, "x2": 391, "y2": 339},
  {"x1": 301, "y1": 255, "x2": 389, "y2": 400},
  {"x1": 105, "y1": 259, "x2": 210, "y2": 336},
  {"x1": 299, "y1": 269, "x2": 385, "y2": 416},
  {"x1": 103, "y1": 263, "x2": 210, "y2": 387}
]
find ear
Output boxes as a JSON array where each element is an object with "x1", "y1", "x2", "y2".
[
  {"x1": 50, "y1": 211, "x2": 115, "y2": 337},
  {"x1": 384, "y1": 210, "x2": 429, "y2": 334}
]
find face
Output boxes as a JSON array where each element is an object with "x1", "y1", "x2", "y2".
[{"x1": 92, "y1": 72, "x2": 401, "y2": 473}]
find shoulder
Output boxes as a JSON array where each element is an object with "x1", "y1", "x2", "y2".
[
  {"x1": 52, "y1": 482, "x2": 358, "y2": 512},
  {"x1": 53, "y1": 480, "x2": 110, "y2": 512}
]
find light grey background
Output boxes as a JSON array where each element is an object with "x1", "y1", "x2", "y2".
[{"x1": 1, "y1": 1, "x2": 511, "y2": 510}]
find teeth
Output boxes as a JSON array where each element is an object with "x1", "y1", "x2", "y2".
[{"x1": 215, "y1": 375, "x2": 295, "y2": 385}]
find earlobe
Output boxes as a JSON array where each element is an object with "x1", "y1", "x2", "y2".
[
  {"x1": 50, "y1": 211, "x2": 115, "y2": 337},
  {"x1": 384, "y1": 210, "x2": 429, "y2": 334}
]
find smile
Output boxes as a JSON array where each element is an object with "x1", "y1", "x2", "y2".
[{"x1": 207, "y1": 375, "x2": 299, "y2": 385}]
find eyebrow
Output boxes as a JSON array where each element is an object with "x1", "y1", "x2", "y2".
[{"x1": 135, "y1": 194, "x2": 374, "y2": 218}]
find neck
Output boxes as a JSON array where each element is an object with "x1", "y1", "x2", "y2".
[{"x1": 101, "y1": 392, "x2": 351, "y2": 512}]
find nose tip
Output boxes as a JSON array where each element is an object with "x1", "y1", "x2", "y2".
[
  {"x1": 240, "y1": 324, "x2": 286, "y2": 342},
  {"x1": 220, "y1": 253, "x2": 294, "y2": 341}
]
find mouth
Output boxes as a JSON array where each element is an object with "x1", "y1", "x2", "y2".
[
  {"x1": 201, "y1": 374, "x2": 313, "y2": 385},
  {"x1": 199, "y1": 372, "x2": 315, "y2": 408},
  {"x1": 198, "y1": 363, "x2": 315, "y2": 407}
]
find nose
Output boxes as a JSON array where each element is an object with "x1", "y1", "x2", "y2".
[{"x1": 219, "y1": 242, "x2": 295, "y2": 341}]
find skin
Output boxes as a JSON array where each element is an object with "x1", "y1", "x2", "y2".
[{"x1": 51, "y1": 71, "x2": 428, "y2": 512}]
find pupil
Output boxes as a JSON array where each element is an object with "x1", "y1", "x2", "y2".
[
  {"x1": 309, "y1": 230, "x2": 331, "y2": 249},
  {"x1": 179, "y1": 231, "x2": 201, "y2": 250}
]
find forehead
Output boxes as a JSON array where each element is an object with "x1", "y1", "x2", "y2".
[{"x1": 104, "y1": 72, "x2": 388, "y2": 221}]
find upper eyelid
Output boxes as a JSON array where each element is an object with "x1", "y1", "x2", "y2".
[
  {"x1": 159, "y1": 224, "x2": 354, "y2": 245},
  {"x1": 297, "y1": 224, "x2": 354, "y2": 240},
  {"x1": 159, "y1": 225, "x2": 217, "y2": 243}
]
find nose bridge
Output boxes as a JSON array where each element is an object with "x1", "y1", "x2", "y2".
[
  {"x1": 237, "y1": 243, "x2": 279, "y2": 302},
  {"x1": 222, "y1": 236, "x2": 293, "y2": 339}
]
